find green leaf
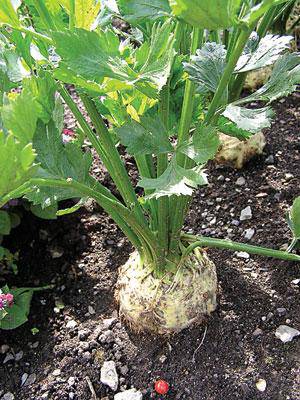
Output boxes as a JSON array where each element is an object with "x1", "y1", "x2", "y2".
[
  {"x1": 217, "y1": 116, "x2": 252, "y2": 140},
  {"x1": 170, "y1": 0, "x2": 242, "y2": 29},
  {"x1": 0, "y1": 210, "x2": 11, "y2": 235},
  {"x1": 184, "y1": 43, "x2": 227, "y2": 95},
  {"x1": 222, "y1": 104, "x2": 275, "y2": 133},
  {"x1": 53, "y1": 23, "x2": 175, "y2": 98},
  {"x1": 138, "y1": 157, "x2": 208, "y2": 198},
  {"x1": 235, "y1": 34, "x2": 293, "y2": 73},
  {"x1": 74, "y1": 0, "x2": 101, "y2": 30},
  {"x1": 238, "y1": 53, "x2": 300, "y2": 104},
  {"x1": 25, "y1": 120, "x2": 93, "y2": 207},
  {"x1": 0, "y1": 287, "x2": 33, "y2": 329},
  {"x1": 245, "y1": 0, "x2": 290, "y2": 26},
  {"x1": 1, "y1": 48, "x2": 30, "y2": 83},
  {"x1": 0, "y1": 132, "x2": 37, "y2": 198},
  {"x1": 290, "y1": 197, "x2": 300, "y2": 239},
  {"x1": 1, "y1": 89, "x2": 38, "y2": 145},
  {"x1": 56, "y1": 197, "x2": 88, "y2": 216},
  {"x1": 116, "y1": 0, "x2": 171, "y2": 25},
  {"x1": 177, "y1": 125, "x2": 220, "y2": 164},
  {"x1": 0, "y1": 0, "x2": 20, "y2": 28},
  {"x1": 116, "y1": 116, "x2": 173, "y2": 155},
  {"x1": 30, "y1": 203, "x2": 58, "y2": 220}
]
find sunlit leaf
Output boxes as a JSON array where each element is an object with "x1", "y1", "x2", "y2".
[
  {"x1": 116, "y1": 116, "x2": 172, "y2": 155},
  {"x1": 223, "y1": 104, "x2": 274, "y2": 133},
  {"x1": 178, "y1": 125, "x2": 220, "y2": 164},
  {"x1": 170, "y1": 0, "x2": 241, "y2": 29},
  {"x1": 235, "y1": 34, "x2": 293, "y2": 73},
  {"x1": 138, "y1": 157, "x2": 208, "y2": 198},
  {"x1": 116, "y1": 0, "x2": 171, "y2": 25}
]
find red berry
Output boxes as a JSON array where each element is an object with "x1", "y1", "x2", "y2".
[{"x1": 154, "y1": 380, "x2": 169, "y2": 395}]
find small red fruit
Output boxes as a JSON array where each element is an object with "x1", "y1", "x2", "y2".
[{"x1": 154, "y1": 379, "x2": 169, "y2": 395}]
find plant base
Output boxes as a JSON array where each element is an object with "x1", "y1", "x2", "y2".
[
  {"x1": 244, "y1": 66, "x2": 272, "y2": 91},
  {"x1": 116, "y1": 250, "x2": 217, "y2": 334},
  {"x1": 215, "y1": 131, "x2": 266, "y2": 169}
]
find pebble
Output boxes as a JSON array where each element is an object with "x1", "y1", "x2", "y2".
[
  {"x1": 100, "y1": 361, "x2": 119, "y2": 391},
  {"x1": 236, "y1": 251, "x2": 250, "y2": 259},
  {"x1": 103, "y1": 317, "x2": 117, "y2": 329},
  {"x1": 120, "y1": 365, "x2": 129, "y2": 376},
  {"x1": 78, "y1": 330, "x2": 89, "y2": 340},
  {"x1": 291, "y1": 279, "x2": 300, "y2": 285},
  {"x1": 88, "y1": 305, "x2": 96, "y2": 315},
  {"x1": 284, "y1": 173, "x2": 294, "y2": 181},
  {"x1": 24, "y1": 373, "x2": 36, "y2": 386},
  {"x1": 265, "y1": 155, "x2": 274, "y2": 164},
  {"x1": 244, "y1": 228, "x2": 255, "y2": 240},
  {"x1": 15, "y1": 351, "x2": 23, "y2": 361},
  {"x1": 21, "y1": 373, "x2": 28, "y2": 386},
  {"x1": 276, "y1": 307, "x2": 287, "y2": 316},
  {"x1": 217, "y1": 175, "x2": 225, "y2": 182},
  {"x1": 52, "y1": 369, "x2": 61, "y2": 377},
  {"x1": 0, "y1": 345, "x2": 9, "y2": 354},
  {"x1": 3, "y1": 354, "x2": 14, "y2": 364},
  {"x1": 68, "y1": 377, "x2": 76, "y2": 387},
  {"x1": 252, "y1": 328, "x2": 263, "y2": 337},
  {"x1": 2, "y1": 393, "x2": 14, "y2": 400},
  {"x1": 99, "y1": 330, "x2": 114, "y2": 343},
  {"x1": 114, "y1": 389, "x2": 143, "y2": 400},
  {"x1": 235, "y1": 177, "x2": 246, "y2": 186},
  {"x1": 256, "y1": 379, "x2": 267, "y2": 392},
  {"x1": 275, "y1": 325, "x2": 300, "y2": 343},
  {"x1": 240, "y1": 206, "x2": 252, "y2": 221},
  {"x1": 66, "y1": 320, "x2": 77, "y2": 329},
  {"x1": 49, "y1": 247, "x2": 64, "y2": 259}
]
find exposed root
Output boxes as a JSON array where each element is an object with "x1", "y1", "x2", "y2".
[{"x1": 115, "y1": 250, "x2": 217, "y2": 335}]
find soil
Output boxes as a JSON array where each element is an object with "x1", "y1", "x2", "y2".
[{"x1": 0, "y1": 92, "x2": 299, "y2": 400}]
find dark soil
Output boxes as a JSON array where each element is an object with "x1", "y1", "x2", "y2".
[{"x1": 0, "y1": 93, "x2": 299, "y2": 400}]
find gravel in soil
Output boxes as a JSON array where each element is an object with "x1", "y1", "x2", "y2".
[{"x1": 0, "y1": 94, "x2": 299, "y2": 400}]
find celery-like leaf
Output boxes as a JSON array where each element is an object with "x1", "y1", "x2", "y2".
[
  {"x1": 235, "y1": 34, "x2": 293, "y2": 73},
  {"x1": 116, "y1": 116, "x2": 172, "y2": 155},
  {"x1": 184, "y1": 43, "x2": 227, "y2": 95},
  {"x1": 116, "y1": 0, "x2": 171, "y2": 25},
  {"x1": 138, "y1": 157, "x2": 208, "y2": 198},
  {"x1": 170, "y1": 0, "x2": 241, "y2": 29},
  {"x1": 217, "y1": 116, "x2": 252, "y2": 140},
  {"x1": 25, "y1": 120, "x2": 93, "y2": 208},
  {"x1": 238, "y1": 53, "x2": 300, "y2": 104},
  {"x1": 177, "y1": 125, "x2": 220, "y2": 164},
  {"x1": 223, "y1": 104, "x2": 274, "y2": 133}
]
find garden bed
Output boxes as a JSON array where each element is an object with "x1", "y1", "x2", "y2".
[{"x1": 0, "y1": 92, "x2": 299, "y2": 400}]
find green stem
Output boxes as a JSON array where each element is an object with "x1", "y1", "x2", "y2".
[
  {"x1": 169, "y1": 27, "x2": 202, "y2": 254},
  {"x1": 157, "y1": 84, "x2": 170, "y2": 256},
  {"x1": 205, "y1": 27, "x2": 253, "y2": 124},
  {"x1": 181, "y1": 235, "x2": 300, "y2": 263},
  {"x1": 80, "y1": 95, "x2": 146, "y2": 226}
]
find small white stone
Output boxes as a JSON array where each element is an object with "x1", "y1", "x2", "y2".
[
  {"x1": 235, "y1": 177, "x2": 246, "y2": 186},
  {"x1": 21, "y1": 373, "x2": 28, "y2": 386},
  {"x1": 3, "y1": 353, "x2": 14, "y2": 364},
  {"x1": 15, "y1": 351, "x2": 23, "y2": 361},
  {"x1": 275, "y1": 325, "x2": 300, "y2": 343},
  {"x1": 291, "y1": 279, "x2": 300, "y2": 285},
  {"x1": 256, "y1": 379, "x2": 267, "y2": 392},
  {"x1": 2, "y1": 393, "x2": 15, "y2": 400},
  {"x1": 66, "y1": 320, "x2": 77, "y2": 329},
  {"x1": 240, "y1": 206, "x2": 252, "y2": 221},
  {"x1": 52, "y1": 369, "x2": 61, "y2": 377},
  {"x1": 0, "y1": 344, "x2": 9, "y2": 354},
  {"x1": 244, "y1": 228, "x2": 255, "y2": 240},
  {"x1": 236, "y1": 251, "x2": 250, "y2": 259},
  {"x1": 88, "y1": 305, "x2": 95, "y2": 315},
  {"x1": 114, "y1": 389, "x2": 143, "y2": 400},
  {"x1": 68, "y1": 376, "x2": 76, "y2": 386},
  {"x1": 101, "y1": 361, "x2": 119, "y2": 391}
]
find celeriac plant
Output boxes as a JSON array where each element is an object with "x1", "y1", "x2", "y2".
[{"x1": 0, "y1": 0, "x2": 299, "y2": 334}]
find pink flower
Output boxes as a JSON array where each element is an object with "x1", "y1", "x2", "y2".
[
  {"x1": 62, "y1": 129, "x2": 76, "y2": 144},
  {"x1": 5, "y1": 294, "x2": 14, "y2": 307}
]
